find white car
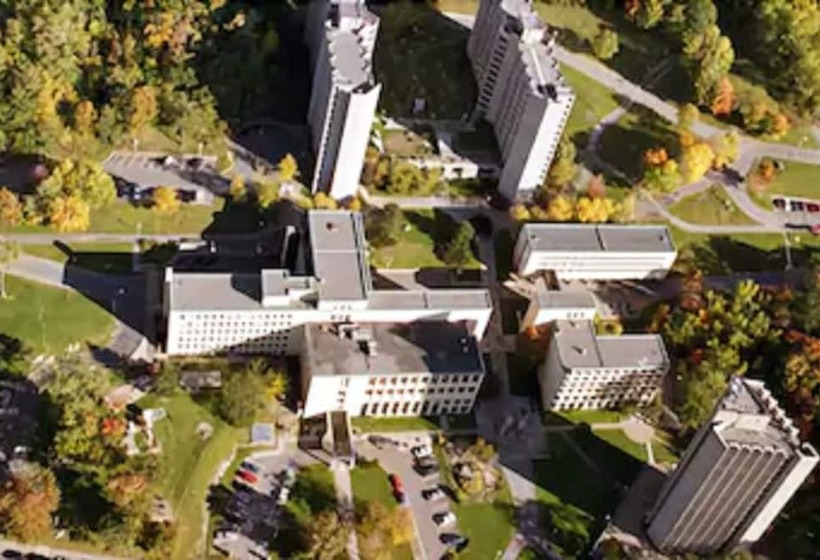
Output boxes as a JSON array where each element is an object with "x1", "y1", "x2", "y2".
[
  {"x1": 277, "y1": 486, "x2": 291, "y2": 505},
  {"x1": 411, "y1": 444, "x2": 433, "y2": 459},
  {"x1": 433, "y1": 512, "x2": 456, "y2": 527},
  {"x1": 422, "y1": 488, "x2": 445, "y2": 501}
]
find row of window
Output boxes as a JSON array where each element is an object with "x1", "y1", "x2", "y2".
[
  {"x1": 567, "y1": 369, "x2": 666, "y2": 378},
  {"x1": 367, "y1": 374, "x2": 482, "y2": 386},
  {"x1": 364, "y1": 385, "x2": 478, "y2": 398},
  {"x1": 361, "y1": 398, "x2": 473, "y2": 417}
]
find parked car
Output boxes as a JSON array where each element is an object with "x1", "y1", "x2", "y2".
[
  {"x1": 236, "y1": 469, "x2": 258, "y2": 484},
  {"x1": 440, "y1": 533, "x2": 469, "y2": 551},
  {"x1": 415, "y1": 462, "x2": 439, "y2": 477},
  {"x1": 411, "y1": 444, "x2": 433, "y2": 459},
  {"x1": 433, "y1": 511, "x2": 457, "y2": 527},
  {"x1": 422, "y1": 487, "x2": 445, "y2": 501},
  {"x1": 388, "y1": 473, "x2": 406, "y2": 504},
  {"x1": 241, "y1": 461, "x2": 260, "y2": 474},
  {"x1": 772, "y1": 197, "x2": 786, "y2": 210},
  {"x1": 807, "y1": 202, "x2": 820, "y2": 213},
  {"x1": 790, "y1": 200, "x2": 806, "y2": 212},
  {"x1": 277, "y1": 486, "x2": 291, "y2": 505}
]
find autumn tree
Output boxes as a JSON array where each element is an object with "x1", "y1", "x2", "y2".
[
  {"x1": 546, "y1": 137, "x2": 578, "y2": 189},
  {"x1": 709, "y1": 130, "x2": 740, "y2": 169},
  {"x1": 308, "y1": 511, "x2": 350, "y2": 560},
  {"x1": 266, "y1": 370, "x2": 288, "y2": 402},
  {"x1": 47, "y1": 195, "x2": 91, "y2": 232},
  {"x1": 591, "y1": 28, "x2": 620, "y2": 60},
  {"x1": 229, "y1": 175, "x2": 246, "y2": 201},
  {"x1": 73, "y1": 100, "x2": 97, "y2": 135},
  {"x1": 358, "y1": 502, "x2": 413, "y2": 560},
  {"x1": 546, "y1": 195, "x2": 574, "y2": 222},
  {"x1": 0, "y1": 465, "x2": 60, "y2": 542},
  {"x1": 509, "y1": 204, "x2": 531, "y2": 222},
  {"x1": 278, "y1": 154, "x2": 299, "y2": 182},
  {"x1": 0, "y1": 187, "x2": 23, "y2": 226},
  {"x1": 151, "y1": 186, "x2": 180, "y2": 214},
  {"x1": 710, "y1": 77, "x2": 736, "y2": 116},
  {"x1": 127, "y1": 86, "x2": 158, "y2": 137},
  {"x1": 632, "y1": 0, "x2": 664, "y2": 29},
  {"x1": 682, "y1": 25, "x2": 735, "y2": 105},
  {"x1": 677, "y1": 103, "x2": 700, "y2": 133},
  {"x1": 256, "y1": 177, "x2": 280, "y2": 208},
  {"x1": 313, "y1": 192, "x2": 338, "y2": 210},
  {"x1": 37, "y1": 159, "x2": 116, "y2": 210},
  {"x1": 586, "y1": 174, "x2": 606, "y2": 199},
  {"x1": 575, "y1": 196, "x2": 616, "y2": 223},
  {"x1": 679, "y1": 141, "x2": 715, "y2": 183}
]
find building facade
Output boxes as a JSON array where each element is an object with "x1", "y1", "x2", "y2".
[
  {"x1": 538, "y1": 320, "x2": 668, "y2": 411},
  {"x1": 164, "y1": 211, "x2": 493, "y2": 356},
  {"x1": 300, "y1": 322, "x2": 485, "y2": 417},
  {"x1": 467, "y1": 0, "x2": 574, "y2": 201},
  {"x1": 305, "y1": 0, "x2": 380, "y2": 199},
  {"x1": 646, "y1": 378, "x2": 819, "y2": 555},
  {"x1": 514, "y1": 223, "x2": 677, "y2": 280}
]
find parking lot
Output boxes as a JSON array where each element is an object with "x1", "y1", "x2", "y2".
[
  {"x1": 211, "y1": 450, "x2": 318, "y2": 560},
  {"x1": 103, "y1": 152, "x2": 224, "y2": 206},
  {"x1": 358, "y1": 435, "x2": 467, "y2": 560}
]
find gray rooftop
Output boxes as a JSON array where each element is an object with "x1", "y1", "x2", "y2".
[
  {"x1": 366, "y1": 289, "x2": 493, "y2": 311},
  {"x1": 308, "y1": 211, "x2": 371, "y2": 302},
  {"x1": 552, "y1": 320, "x2": 668, "y2": 370},
  {"x1": 329, "y1": 31, "x2": 369, "y2": 86},
  {"x1": 536, "y1": 284, "x2": 597, "y2": 309},
  {"x1": 170, "y1": 272, "x2": 264, "y2": 311},
  {"x1": 521, "y1": 223, "x2": 676, "y2": 253},
  {"x1": 305, "y1": 322, "x2": 484, "y2": 377}
]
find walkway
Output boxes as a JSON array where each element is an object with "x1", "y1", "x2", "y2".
[{"x1": 331, "y1": 464, "x2": 360, "y2": 560}]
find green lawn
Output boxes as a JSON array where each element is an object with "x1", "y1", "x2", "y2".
[
  {"x1": 554, "y1": 409, "x2": 627, "y2": 425},
  {"x1": 561, "y1": 64, "x2": 620, "y2": 146},
  {"x1": 350, "y1": 462, "x2": 414, "y2": 560},
  {"x1": 668, "y1": 187, "x2": 756, "y2": 226},
  {"x1": 375, "y1": 3, "x2": 476, "y2": 119},
  {"x1": 0, "y1": 275, "x2": 114, "y2": 354},
  {"x1": 23, "y1": 242, "x2": 135, "y2": 274},
  {"x1": 139, "y1": 392, "x2": 245, "y2": 560},
  {"x1": 749, "y1": 161, "x2": 820, "y2": 210},
  {"x1": 369, "y1": 209, "x2": 481, "y2": 270},
  {"x1": 598, "y1": 106, "x2": 678, "y2": 181},
  {"x1": 592, "y1": 428, "x2": 648, "y2": 462},
  {"x1": 351, "y1": 415, "x2": 440, "y2": 432}
]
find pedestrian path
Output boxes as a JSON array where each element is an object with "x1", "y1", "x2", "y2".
[{"x1": 331, "y1": 463, "x2": 360, "y2": 560}]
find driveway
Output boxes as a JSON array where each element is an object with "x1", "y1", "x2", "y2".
[{"x1": 358, "y1": 438, "x2": 451, "y2": 560}]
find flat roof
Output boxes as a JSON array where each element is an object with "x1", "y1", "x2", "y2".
[
  {"x1": 170, "y1": 272, "x2": 263, "y2": 311},
  {"x1": 521, "y1": 224, "x2": 675, "y2": 253},
  {"x1": 308, "y1": 211, "x2": 371, "y2": 302},
  {"x1": 329, "y1": 31, "x2": 369, "y2": 86},
  {"x1": 305, "y1": 322, "x2": 483, "y2": 377},
  {"x1": 536, "y1": 285, "x2": 597, "y2": 309},
  {"x1": 552, "y1": 320, "x2": 668, "y2": 370},
  {"x1": 367, "y1": 289, "x2": 493, "y2": 311}
]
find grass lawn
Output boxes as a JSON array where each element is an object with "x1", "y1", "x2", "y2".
[
  {"x1": 598, "y1": 106, "x2": 678, "y2": 181},
  {"x1": 0, "y1": 275, "x2": 114, "y2": 354},
  {"x1": 561, "y1": 64, "x2": 620, "y2": 146},
  {"x1": 374, "y1": 3, "x2": 476, "y2": 119},
  {"x1": 351, "y1": 415, "x2": 440, "y2": 432},
  {"x1": 748, "y1": 161, "x2": 820, "y2": 211},
  {"x1": 350, "y1": 462, "x2": 414, "y2": 560},
  {"x1": 554, "y1": 409, "x2": 627, "y2": 426},
  {"x1": 23, "y1": 242, "x2": 135, "y2": 274},
  {"x1": 139, "y1": 393, "x2": 245, "y2": 560},
  {"x1": 369, "y1": 209, "x2": 481, "y2": 270},
  {"x1": 592, "y1": 428, "x2": 648, "y2": 462},
  {"x1": 668, "y1": 187, "x2": 756, "y2": 226},
  {"x1": 383, "y1": 128, "x2": 437, "y2": 157}
]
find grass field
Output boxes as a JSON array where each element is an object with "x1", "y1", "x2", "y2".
[
  {"x1": 369, "y1": 209, "x2": 481, "y2": 270},
  {"x1": 749, "y1": 161, "x2": 820, "y2": 210},
  {"x1": 668, "y1": 187, "x2": 756, "y2": 226},
  {"x1": 592, "y1": 428, "x2": 648, "y2": 462},
  {"x1": 598, "y1": 106, "x2": 678, "y2": 181},
  {"x1": 23, "y1": 242, "x2": 135, "y2": 274},
  {"x1": 139, "y1": 393, "x2": 245, "y2": 560},
  {"x1": 350, "y1": 462, "x2": 414, "y2": 560},
  {"x1": 552, "y1": 409, "x2": 627, "y2": 426},
  {"x1": 0, "y1": 275, "x2": 114, "y2": 354},
  {"x1": 561, "y1": 64, "x2": 620, "y2": 146},
  {"x1": 351, "y1": 416, "x2": 440, "y2": 432}
]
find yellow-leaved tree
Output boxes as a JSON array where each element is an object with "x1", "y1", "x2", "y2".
[
  {"x1": 575, "y1": 196, "x2": 617, "y2": 223},
  {"x1": 679, "y1": 142, "x2": 715, "y2": 184},
  {"x1": 47, "y1": 196, "x2": 90, "y2": 232},
  {"x1": 546, "y1": 194, "x2": 574, "y2": 222},
  {"x1": 278, "y1": 153, "x2": 299, "y2": 182},
  {"x1": 151, "y1": 186, "x2": 180, "y2": 214}
]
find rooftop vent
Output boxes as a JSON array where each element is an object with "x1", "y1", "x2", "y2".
[{"x1": 326, "y1": 221, "x2": 337, "y2": 232}]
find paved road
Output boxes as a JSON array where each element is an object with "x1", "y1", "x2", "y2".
[{"x1": 0, "y1": 540, "x2": 131, "y2": 560}]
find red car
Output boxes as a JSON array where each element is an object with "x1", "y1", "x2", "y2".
[
  {"x1": 236, "y1": 469, "x2": 258, "y2": 484},
  {"x1": 388, "y1": 474, "x2": 406, "y2": 504}
]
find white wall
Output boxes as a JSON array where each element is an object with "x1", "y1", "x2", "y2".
[{"x1": 516, "y1": 250, "x2": 677, "y2": 279}]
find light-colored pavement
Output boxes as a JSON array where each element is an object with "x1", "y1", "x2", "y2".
[
  {"x1": 0, "y1": 540, "x2": 132, "y2": 560},
  {"x1": 331, "y1": 464, "x2": 361, "y2": 560}
]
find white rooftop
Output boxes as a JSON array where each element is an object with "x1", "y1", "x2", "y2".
[
  {"x1": 521, "y1": 224, "x2": 676, "y2": 253},
  {"x1": 552, "y1": 320, "x2": 669, "y2": 370}
]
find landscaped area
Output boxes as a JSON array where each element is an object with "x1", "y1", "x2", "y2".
[
  {"x1": 0, "y1": 276, "x2": 114, "y2": 354},
  {"x1": 668, "y1": 187, "x2": 756, "y2": 226},
  {"x1": 374, "y1": 2, "x2": 476, "y2": 119},
  {"x1": 748, "y1": 161, "x2": 820, "y2": 210},
  {"x1": 350, "y1": 462, "x2": 414, "y2": 560},
  {"x1": 382, "y1": 127, "x2": 437, "y2": 158},
  {"x1": 561, "y1": 64, "x2": 620, "y2": 145},
  {"x1": 138, "y1": 392, "x2": 246, "y2": 559},
  {"x1": 351, "y1": 415, "x2": 440, "y2": 433},
  {"x1": 597, "y1": 106, "x2": 678, "y2": 182},
  {"x1": 368, "y1": 208, "x2": 481, "y2": 270}
]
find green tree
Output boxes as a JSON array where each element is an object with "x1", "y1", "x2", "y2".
[
  {"x1": 154, "y1": 362, "x2": 179, "y2": 397},
  {"x1": 219, "y1": 369, "x2": 267, "y2": 426},
  {"x1": 364, "y1": 203, "x2": 405, "y2": 247},
  {"x1": 682, "y1": 25, "x2": 735, "y2": 105},
  {"x1": 634, "y1": 0, "x2": 664, "y2": 29},
  {"x1": 591, "y1": 28, "x2": 620, "y2": 60},
  {"x1": 37, "y1": 159, "x2": 115, "y2": 210},
  {"x1": 441, "y1": 221, "x2": 475, "y2": 269},
  {"x1": 792, "y1": 262, "x2": 820, "y2": 334}
]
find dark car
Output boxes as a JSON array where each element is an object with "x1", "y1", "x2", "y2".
[
  {"x1": 807, "y1": 202, "x2": 820, "y2": 213},
  {"x1": 439, "y1": 533, "x2": 469, "y2": 552},
  {"x1": 415, "y1": 462, "x2": 439, "y2": 477},
  {"x1": 790, "y1": 200, "x2": 806, "y2": 212},
  {"x1": 772, "y1": 197, "x2": 786, "y2": 210}
]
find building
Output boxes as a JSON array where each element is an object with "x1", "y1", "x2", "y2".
[
  {"x1": 538, "y1": 320, "x2": 668, "y2": 411},
  {"x1": 467, "y1": 0, "x2": 574, "y2": 201},
  {"x1": 305, "y1": 0, "x2": 381, "y2": 199},
  {"x1": 520, "y1": 278, "x2": 598, "y2": 330},
  {"x1": 164, "y1": 210, "x2": 492, "y2": 356},
  {"x1": 513, "y1": 223, "x2": 677, "y2": 280},
  {"x1": 300, "y1": 322, "x2": 485, "y2": 417},
  {"x1": 646, "y1": 378, "x2": 819, "y2": 555}
]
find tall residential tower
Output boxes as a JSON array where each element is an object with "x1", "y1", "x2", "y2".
[
  {"x1": 467, "y1": 0, "x2": 574, "y2": 201},
  {"x1": 646, "y1": 377, "x2": 818, "y2": 555},
  {"x1": 305, "y1": 0, "x2": 381, "y2": 199}
]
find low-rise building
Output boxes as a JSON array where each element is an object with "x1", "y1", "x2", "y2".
[
  {"x1": 164, "y1": 210, "x2": 492, "y2": 357},
  {"x1": 539, "y1": 320, "x2": 668, "y2": 411},
  {"x1": 514, "y1": 223, "x2": 677, "y2": 280},
  {"x1": 301, "y1": 322, "x2": 484, "y2": 417},
  {"x1": 647, "y1": 378, "x2": 819, "y2": 555},
  {"x1": 520, "y1": 278, "x2": 597, "y2": 330}
]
